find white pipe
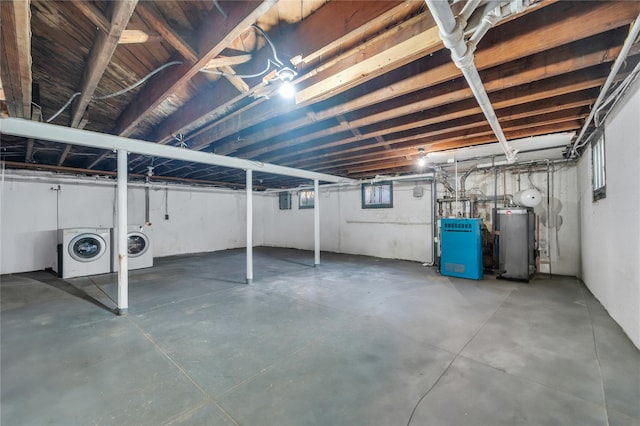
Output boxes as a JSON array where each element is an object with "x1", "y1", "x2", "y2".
[
  {"x1": 459, "y1": 0, "x2": 482, "y2": 25},
  {"x1": 468, "y1": 13, "x2": 498, "y2": 49},
  {"x1": 246, "y1": 169, "x2": 253, "y2": 284},
  {"x1": 570, "y1": 13, "x2": 640, "y2": 157},
  {"x1": 263, "y1": 172, "x2": 436, "y2": 194},
  {"x1": 425, "y1": 0, "x2": 517, "y2": 163},
  {"x1": 116, "y1": 149, "x2": 128, "y2": 315},
  {"x1": 595, "y1": 59, "x2": 640, "y2": 127},
  {"x1": 314, "y1": 179, "x2": 320, "y2": 266},
  {"x1": 0, "y1": 118, "x2": 354, "y2": 184}
]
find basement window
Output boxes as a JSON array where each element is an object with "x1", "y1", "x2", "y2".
[
  {"x1": 279, "y1": 192, "x2": 291, "y2": 210},
  {"x1": 362, "y1": 182, "x2": 393, "y2": 209},
  {"x1": 299, "y1": 190, "x2": 314, "y2": 209},
  {"x1": 592, "y1": 131, "x2": 606, "y2": 202}
]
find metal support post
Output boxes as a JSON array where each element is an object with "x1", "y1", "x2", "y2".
[
  {"x1": 116, "y1": 149, "x2": 128, "y2": 315},
  {"x1": 314, "y1": 179, "x2": 320, "y2": 266},
  {"x1": 246, "y1": 169, "x2": 253, "y2": 284}
]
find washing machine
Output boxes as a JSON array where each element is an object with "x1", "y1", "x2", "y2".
[
  {"x1": 111, "y1": 225, "x2": 153, "y2": 272},
  {"x1": 54, "y1": 228, "x2": 112, "y2": 279}
]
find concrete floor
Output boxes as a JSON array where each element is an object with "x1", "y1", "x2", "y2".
[{"x1": 1, "y1": 247, "x2": 639, "y2": 426}]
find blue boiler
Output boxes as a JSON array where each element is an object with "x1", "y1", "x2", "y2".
[{"x1": 440, "y1": 218, "x2": 483, "y2": 280}]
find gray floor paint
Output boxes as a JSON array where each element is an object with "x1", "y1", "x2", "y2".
[{"x1": 1, "y1": 247, "x2": 639, "y2": 426}]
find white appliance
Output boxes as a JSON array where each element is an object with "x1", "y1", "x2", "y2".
[
  {"x1": 111, "y1": 225, "x2": 153, "y2": 271},
  {"x1": 54, "y1": 228, "x2": 112, "y2": 279}
]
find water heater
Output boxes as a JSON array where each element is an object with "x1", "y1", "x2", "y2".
[{"x1": 494, "y1": 207, "x2": 536, "y2": 281}]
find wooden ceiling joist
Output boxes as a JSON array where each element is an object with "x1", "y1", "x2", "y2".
[
  {"x1": 0, "y1": 0, "x2": 32, "y2": 119},
  {"x1": 177, "y1": 0, "x2": 636, "y2": 163},
  {"x1": 70, "y1": 0, "x2": 138, "y2": 129},
  {"x1": 5, "y1": 0, "x2": 640, "y2": 188},
  {"x1": 155, "y1": 1, "x2": 416, "y2": 146},
  {"x1": 113, "y1": 0, "x2": 277, "y2": 138},
  {"x1": 260, "y1": 66, "x2": 609, "y2": 166}
]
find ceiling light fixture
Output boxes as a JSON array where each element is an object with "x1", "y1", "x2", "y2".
[
  {"x1": 417, "y1": 147, "x2": 427, "y2": 167},
  {"x1": 276, "y1": 64, "x2": 298, "y2": 98}
]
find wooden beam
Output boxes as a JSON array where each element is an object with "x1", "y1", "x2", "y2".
[
  {"x1": 136, "y1": 2, "x2": 197, "y2": 63},
  {"x1": 342, "y1": 122, "x2": 581, "y2": 176},
  {"x1": 72, "y1": 1, "x2": 110, "y2": 34},
  {"x1": 203, "y1": 54, "x2": 252, "y2": 69},
  {"x1": 257, "y1": 32, "x2": 620, "y2": 160},
  {"x1": 0, "y1": 0, "x2": 32, "y2": 119},
  {"x1": 70, "y1": 0, "x2": 138, "y2": 128},
  {"x1": 265, "y1": 65, "x2": 609, "y2": 165},
  {"x1": 308, "y1": 107, "x2": 588, "y2": 171},
  {"x1": 295, "y1": 11, "x2": 442, "y2": 105},
  {"x1": 114, "y1": 0, "x2": 277, "y2": 137},
  {"x1": 186, "y1": 0, "x2": 636, "y2": 161},
  {"x1": 118, "y1": 29, "x2": 164, "y2": 44},
  {"x1": 136, "y1": 1, "x2": 414, "y2": 149},
  {"x1": 289, "y1": 91, "x2": 597, "y2": 170},
  {"x1": 219, "y1": 65, "x2": 250, "y2": 93}
]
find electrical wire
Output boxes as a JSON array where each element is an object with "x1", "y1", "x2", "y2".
[
  {"x1": 45, "y1": 61, "x2": 183, "y2": 123},
  {"x1": 93, "y1": 61, "x2": 182, "y2": 100},
  {"x1": 252, "y1": 24, "x2": 284, "y2": 66},
  {"x1": 46, "y1": 92, "x2": 81, "y2": 123},
  {"x1": 212, "y1": 0, "x2": 228, "y2": 20},
  {"x1": 201, "y1": 58, "x2": 275, "y2": 79}
]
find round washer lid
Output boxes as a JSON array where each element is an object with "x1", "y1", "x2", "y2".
[
  {"x1": 69, "y1": 233, "x2": 107, "y2": 262},
  {"x1": 127, "y1": 232, "x2": 149, "y2": 258}
]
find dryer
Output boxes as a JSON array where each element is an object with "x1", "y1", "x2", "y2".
[
  {"x1": 111, "y1": 225, "x2": 153, "y2": 271},
  {"x1": 54, "y1": 228, "x2": 111, "y2": 279}
]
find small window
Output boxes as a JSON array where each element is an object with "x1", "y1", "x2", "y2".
[
  {"x1": 592, "y1": 131, "x2": 606, "y2": 202},
  {"x1": 362, "y1": 182, "x2": 393, "y2": 208},
  {"x1": 299, "y1": 190, "x2": 314, "y2": 209},
  {"x1": 279, "y1": 192, "x2": 291, "y2": 210}
]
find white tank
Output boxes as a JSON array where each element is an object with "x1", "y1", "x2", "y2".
[{"x1": 514, "y1": 188, "x2": 542, "y2": 207}]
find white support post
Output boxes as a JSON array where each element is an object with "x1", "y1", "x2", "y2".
[
  {"x1": 314, "y1": 179, "x2": 320, "y2": 266},
  {"x1": 246, "y1": 169, "x2": 253, "y2": 284},
  {"x1": 116, "y1": 149, "x2": 128, "y2": 315}
]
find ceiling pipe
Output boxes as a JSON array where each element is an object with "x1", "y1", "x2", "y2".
[
  {"x1": 569, "y1": 12, "x2": 640, "y2": 158},
  {"x1": 459, "y1": 0, "x2": 482, "y2": 25},
  {"x1": 425, "y1": 0, "x2": 517, "y2": 163},
  {"x1": 459, "y1": 164, "x2": 478, "y2": 198}
]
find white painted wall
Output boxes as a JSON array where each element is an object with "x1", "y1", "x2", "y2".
[
  {"x1": 262, "y1": 164, "x2": 579, "y2": 275},
  {"x1": 577, "y1": 79, "x2": 640, "y2": 348},
  {"x1": 456, "y1": 164, "x2": 579, "y2": 276},
  {"x1": 262, "y1": 181, "x2": 434, "y2": 263},
  {"x1": 0, "y1": 172, "x2": 260, "y2": 274}
]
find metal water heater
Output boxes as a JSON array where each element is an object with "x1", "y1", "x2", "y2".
[
  {"x1": 494, "y1": 207, "x2": 536, "y2": 281},
  {"x1": 440, "y1": 218, "x2": 483, "y2": 280}
]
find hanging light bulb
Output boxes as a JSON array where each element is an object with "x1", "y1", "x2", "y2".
[
  {"x1": 276, "y1": 64, "x2": 297, "y2": 98},
  {"x1": 279, "y1": 80, "x2": 295, "y2": 98},
  {"x1": 417, "y1": 147, "x2": 426, "y2": 167}
]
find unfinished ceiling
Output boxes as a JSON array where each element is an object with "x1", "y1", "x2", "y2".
[{"x1": 1, "y1": 0, "x2": 639, "y2": 188}]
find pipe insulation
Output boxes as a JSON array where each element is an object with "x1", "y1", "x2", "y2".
[{"x1": 425, "y1": 0, "x2": 517, "y2": 163}]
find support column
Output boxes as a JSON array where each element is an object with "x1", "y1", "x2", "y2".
[
  {"x1": 116, "y1": 149, "x2": 128, "y2": 315},
  {"x1": 314, "y1": 179, "x2": 320, "y2": 266},
  {"x1": 246, "y1": 169, "x2": 253, "y2": 284}
]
